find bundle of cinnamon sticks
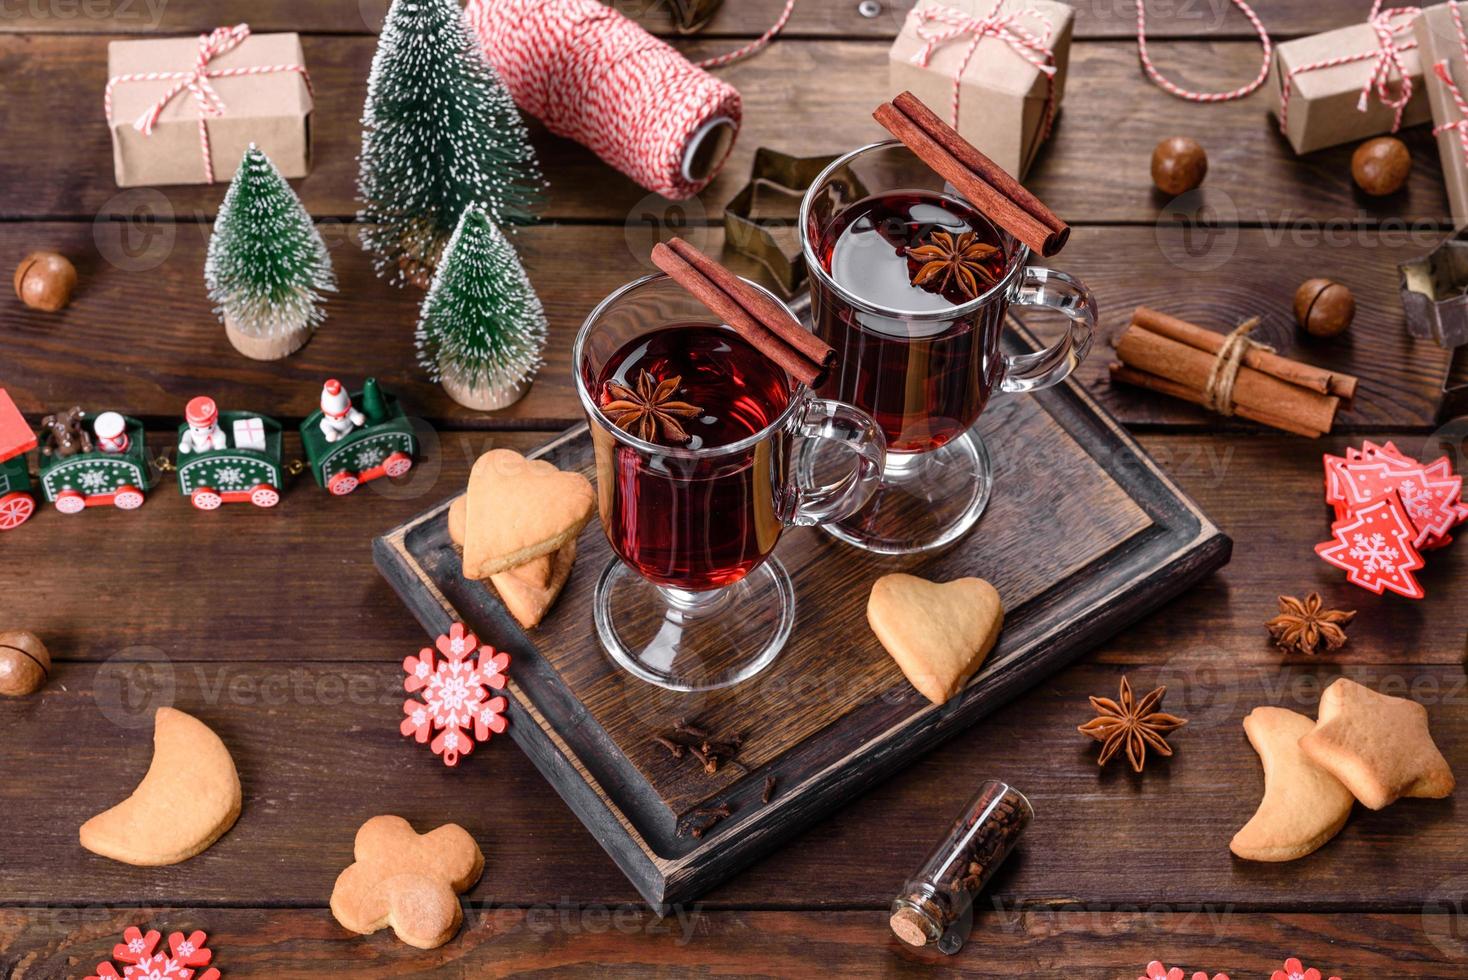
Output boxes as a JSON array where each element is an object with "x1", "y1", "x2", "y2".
[{"x1": 1110, "y1": 307, "x2": 1359, "y2": 438}]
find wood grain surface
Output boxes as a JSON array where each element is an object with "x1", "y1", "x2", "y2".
[
  {"x1": 1, "y1": 0, "x2": 1464, "y2": 975},
  {"x1": 0, "y1": 224, "x2": 1452, "y2": 428},
  {"x1": 1, "y1": 910, "x2": 1459, "y2": 978},
  {"x1": 0, "y1": 36, "x2": 1450, "y2": 223}
]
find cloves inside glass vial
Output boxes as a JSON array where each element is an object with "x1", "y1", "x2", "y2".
[{"x1": 889, "y1": 780, "x2": 1032, "y2": 955}]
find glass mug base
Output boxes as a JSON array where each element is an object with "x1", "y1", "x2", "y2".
[
  {"x1": 593, "y1": 556, "x2": 796, "y2": 692},
  {"x1": 806, "y1": 429, "x2": 994, "y2": 555}
]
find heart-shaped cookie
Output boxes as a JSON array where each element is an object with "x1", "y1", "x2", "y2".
[
  {"x1": 462, "y1": 449, "x2": 594, "y2": 579},
  {"x1": 449, "y1": 495, "x2": 553, "y2": 588},
  {"x1": 867, "y1": 574, "x2": 1004, "y2": 705}
]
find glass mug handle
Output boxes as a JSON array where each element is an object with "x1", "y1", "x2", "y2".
[
  {"x1": 999, "y1": 267, "x2": 1098, "y2": 394},
  {"x1": 788, "y1": 396, "x2": 887, "y2": 527}
]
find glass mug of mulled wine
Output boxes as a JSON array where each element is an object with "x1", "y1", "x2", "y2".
[
  {"x1": 800, "y1": 140, "x2": 1098, "y2": 554},
  {"x1": 574, "y1": 273, "x2": 887, "y2": 692}
]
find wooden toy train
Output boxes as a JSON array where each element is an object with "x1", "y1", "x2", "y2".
[{"x1": 0, "y1": 378, "x2": 417, "y2": 530}]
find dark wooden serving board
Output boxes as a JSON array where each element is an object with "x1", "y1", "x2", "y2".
[{"x1": 374, "y1": 323, "x2": 1231, "y2": 911}]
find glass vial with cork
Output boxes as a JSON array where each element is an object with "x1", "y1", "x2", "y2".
[{"x1": 889, "y1": 779, "x2": 1032, "y2": 954}]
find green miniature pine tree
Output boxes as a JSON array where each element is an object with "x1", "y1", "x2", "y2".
[
  {"x1": 416, "y1": 204, "x2": 547, "y2": 409},
  {"x1": 206, "y1": 145, "x2": 336, "y2": 346},
  {"x1": 358, "y1": 0, "x2": 542, "y2": 287}
]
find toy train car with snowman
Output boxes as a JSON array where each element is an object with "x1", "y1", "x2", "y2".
[{"x1": 0, "y1": 377, "x2": 416, "y2": 530}]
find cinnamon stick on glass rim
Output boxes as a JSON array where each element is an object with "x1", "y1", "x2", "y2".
[
  {"x1": 650, "y1": 237, "x2": 835, "y2": 388},
  {"x1": 874, "y1": 91, "x2": 1069, "y2": 258}
]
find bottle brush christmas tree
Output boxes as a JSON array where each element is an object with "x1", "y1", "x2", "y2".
[
  {"x1": 359, "y1": 0, "x2": 542, "y2": 288},
  {"x1": 206, "y1": 145, "x2": 336, "y2": 361},
  {"x1": 416, "y1": 203, "x2": 547, "y2": 410}
]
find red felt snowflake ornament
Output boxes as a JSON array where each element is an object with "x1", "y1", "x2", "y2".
[
  {"x1": 86, "y1": 926, "x2": 219, "y2": 980},
  {"x1": 1139, "y1": 962, "x2": 1228, "y2": 980},
  {"x1": 401, "y1": 622, "x2": 510, "y2": 766},
  {"x1": 1271, "y1": 957, "x2": 1340, "y2": 980}
]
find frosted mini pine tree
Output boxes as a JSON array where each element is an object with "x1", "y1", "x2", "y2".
[
  {"x1": 359, "y1": 0, "x2": 542, "y2": 288},
  {"x1": 206, "y1": 145, "x2": 336, "y2": 360},
  {"x1": 417, "y1": 204, "x2": 547, "y2": 410}
]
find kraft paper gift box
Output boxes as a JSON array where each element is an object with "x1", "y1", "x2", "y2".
[
  {"x1": 889, "y1": 0, "x2": 1073, "y2": 180},
  {"x1": 106, "y1": 31, "x2": 313, "y2": 187},
  {"x1": 1268, "y1": 13, "x2": 1430, "y2": 155},
  {"x1": 1416, "y1": 2, "x2": 1468, "y2": 228}
]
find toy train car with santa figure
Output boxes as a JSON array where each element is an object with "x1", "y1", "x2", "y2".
[
  {"x1": 0, "y1": 389, "x2": 155, "y2": 529},
  {"x1": 0, "y1": 377, "x2": 417, "y2": 528},
  {"x1": 174, "y1": 396, "x2": 286, "y2": 510}
]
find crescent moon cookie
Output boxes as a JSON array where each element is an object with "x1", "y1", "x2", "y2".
[
  {"x1": 867, "y1": 574, "x2": 1004, "y2": 705},
  {"x1": 331, "y1": 815, "x2": 485, "y2": 950},
  {"x1": 80, "y1": 707, "x2": 242, "y2": 866},
  {"x1": 1299, "y1": 678, "x2": 1455, "y2": 810},
  {"x1": 1230, "y1": 706, "x2": 1354, "y2": 862}
]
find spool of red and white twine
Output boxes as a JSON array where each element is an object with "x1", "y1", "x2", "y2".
[{"x1": 466, "y1": 0, "x2": 794, "y2": 200}]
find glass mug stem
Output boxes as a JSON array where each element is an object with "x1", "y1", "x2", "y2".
[{"x1": 998, "y1": 267, "x2": 1098, "y2": 394}]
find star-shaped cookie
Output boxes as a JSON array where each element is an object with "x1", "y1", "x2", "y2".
[{"x1": 1299, "y1": 678, "x2": 1455, "y2": 810}]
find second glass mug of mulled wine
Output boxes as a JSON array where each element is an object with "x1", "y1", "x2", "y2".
[
  {"x1": 800, "y1": 140, "x2": 1098, "y2": 554},
  {"x1": 575, "y1": 272, "x2": 888, "y2": 692}
]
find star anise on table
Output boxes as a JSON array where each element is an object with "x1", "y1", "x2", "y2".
[
  {"x1": 908, "y1": 230, "x2": 1000, "y2": 301},
  {"x1": 1077, "y1": 675, "x2": 1187, "y2": 774},
  {"x1": 1265, "y1": 592, "x2": 1355, "y2": 656},
  {"x1": 601, "y1": 370, "x2": 703, "y2": 445}
]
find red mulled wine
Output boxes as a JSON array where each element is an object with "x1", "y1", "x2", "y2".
[
  {"x1": 809, "y1": 190, "x2": 1010, "y2": 453},
  {"x1": 592, "y1": 323, "x2": 793, "y2": 590}
]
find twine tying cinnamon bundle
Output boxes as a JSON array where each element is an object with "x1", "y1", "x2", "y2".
[{"x1": 1110, "y1": 307, "x2": 1359, "y2": 438}]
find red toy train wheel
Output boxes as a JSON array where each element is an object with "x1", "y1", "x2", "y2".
[
  {"x1": 327, "y1": 471, "x2": 359, "y2": 496},
  {"x1": 0, "y1": 491, "x2": 35, "y2": 530},
  {"x1": 190, "y1": 487, "x2": 223, "y2": 511},
  {"x1": 383, "y1": 452, "x2": 413, "y2": 478},
  {"x1": 114, "y1": 485, "x2": 145, "y2": 510},
  {"x1": 54, "y1": 490, "x2": 86, "y2": 515},
  {"x1": 249, "y1": 484, "x2": 280, "y2": 508}
]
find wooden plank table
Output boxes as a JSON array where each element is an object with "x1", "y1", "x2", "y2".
[{"x1": 1, "y1": 2, "x2": 1464, "y2": 976}]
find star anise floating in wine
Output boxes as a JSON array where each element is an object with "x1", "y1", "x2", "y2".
[
  {"x1": 1077, "y1": 675, "x2": 1187, "y2": 774},
  {"x1": 601, "y1": 370, "x2": 703, "y2": 445},
  {"x1": 1265, "y1": 593, "x2": 1355, "y2": 656},
  {"x1": 908, "y1": 229, "x2": 1000, "y2": 301}
]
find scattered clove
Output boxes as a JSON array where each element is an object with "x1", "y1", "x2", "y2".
[
  {"x1": 651, "y1": 734, "x2": 686, "y2": 759},
  {"x1": 762, "y1": 775, "x2": 776, "y2": 804},
  {"x1": 674, "y1": 717, "x2": 710, "y2": 739},
  {"x1": 689, "y1": 743, "x2": 719, "y2": 775},
  {"x1": 688, "y1": 814, "x2": 723, "y2": 838},
  {"x1": 653, "y1": 716, "x2": 745, "y2": 778},
  {"x1": 694, "y1": 802, "x2": 732, "y2": 818}
]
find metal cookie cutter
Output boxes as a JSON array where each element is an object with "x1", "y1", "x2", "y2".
[
  {"x1": 722, "y1": 148, "x2": 845, "y2": 297},
  {"x1": 667, "y1": 0, "x2": 724, "y2": 33},
  {"x1": 1398, "y1": 232, "x2": 1468, "y2": 421}
]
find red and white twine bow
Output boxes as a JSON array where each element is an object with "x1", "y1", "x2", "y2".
[
  {"x1": 910, "y1": 1, "x2": 1058, "y2": 140},
  {"x1": 103, "y1": 23, "x2": 311, "y2": 183},
  {"x1": 1278, "y1": 1, "x2": 1421, "y2": 135},
  {"x1": 1137, "y1": 0, "x2": 1271, "y2": 102},
  {"x1": 1432, "y1": 1, "x2": 1468, "y2": 165}
]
